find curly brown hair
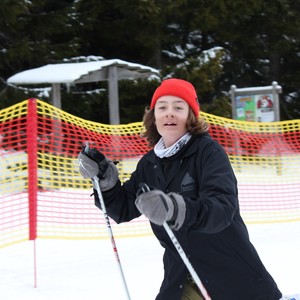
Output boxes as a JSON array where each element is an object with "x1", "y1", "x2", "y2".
[{"x1": 141, "y1": 107, "x2": 209, "y2": 148}]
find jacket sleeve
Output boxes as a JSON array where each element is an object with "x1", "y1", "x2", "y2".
[
  {"x1": 184, "y1": 139, "x2": 239, "y2": 233},
  {"x1": 93, "y1": 165, "x2": 142, "y2": 224}
]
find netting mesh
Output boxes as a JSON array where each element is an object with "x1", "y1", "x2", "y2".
[{"x1": 0, "y1": 98, "x2": 299, "y2": 248}]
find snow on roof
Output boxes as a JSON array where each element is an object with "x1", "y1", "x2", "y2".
[{"x1": 7, "y1": 59, "x2": 159, "y2": 85}]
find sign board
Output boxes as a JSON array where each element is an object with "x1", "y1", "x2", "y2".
[{"x1": 230, "y1": 81, "x2": 282, "y2": 122}]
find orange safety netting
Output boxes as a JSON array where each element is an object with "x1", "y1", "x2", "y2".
[{"x1": 0, "y1": 98, "x2": 299, "y2": 248}]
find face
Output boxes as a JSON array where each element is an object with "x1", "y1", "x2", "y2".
[{"x1": 154, "y1": 95, "x2": 189, "y2": 147}]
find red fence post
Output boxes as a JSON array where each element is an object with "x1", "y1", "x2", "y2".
[{"x1": 27, "y1": 98, "x2": 38, "y2": 241}]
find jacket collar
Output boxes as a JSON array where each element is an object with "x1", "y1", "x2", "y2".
[{"x1": 146, "y1": 133, "x2": 208, "y2": 163}]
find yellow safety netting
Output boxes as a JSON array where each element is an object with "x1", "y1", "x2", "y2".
[{"x1": 0, "y1": 99, "x2": 299, "y2": 248}]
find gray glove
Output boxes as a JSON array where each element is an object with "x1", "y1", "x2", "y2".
[
  {"x1": 135, "y1": 190, "x2": 186, "y2": 230},
  {"x1": 78, "y1": 148, "x2": 108, "y2": 179},
  {"x1": 78, "y1": 147, "x2": 119, "y2": 191}
]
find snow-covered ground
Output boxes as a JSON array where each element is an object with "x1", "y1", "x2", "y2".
[{"x1": 0, "y1": 221, "x2": 299, "y2": 300}]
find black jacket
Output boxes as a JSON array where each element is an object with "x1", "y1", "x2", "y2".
[{"x1": 95, "y1": 133, "x2": 282, "y2": 300}]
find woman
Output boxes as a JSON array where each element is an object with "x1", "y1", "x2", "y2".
[{"x1": 78, "y1": 78, "x2": 282, "y2": 300}]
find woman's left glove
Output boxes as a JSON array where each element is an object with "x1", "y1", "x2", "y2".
[
  {"x1": 135, "y1": 190, "x2": 186, "y2": 230},
  {"x1": 78, "y1": 147, "x2": 119, "y2": 191}
]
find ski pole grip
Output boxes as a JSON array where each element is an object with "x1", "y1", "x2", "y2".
[
  {"x1": 136, "y1": 183, "x2": 151, "y2": 197},
  {"x1": 84, "y1": 142, "x2": 90, "y2": 154}
]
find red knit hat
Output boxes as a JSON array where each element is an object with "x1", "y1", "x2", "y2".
[{"x1": 150, "y1": 78, "x2": 200, "y2": 117}]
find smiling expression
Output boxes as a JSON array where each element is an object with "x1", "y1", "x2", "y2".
[{"x1": 154, "y1": 96, "x2": 189, "y2": 147}]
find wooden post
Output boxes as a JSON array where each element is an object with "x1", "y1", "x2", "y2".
[
  {"x1": 108, "y1": 66, "x2": 120, "y2": 125},
  {"x1": 51, "y1": 83, "x2": 61, "y2": 109}
]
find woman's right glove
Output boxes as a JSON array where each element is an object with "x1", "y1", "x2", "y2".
[{"x1": 78, "y1": 147, "x2": 119, "y2": 191}]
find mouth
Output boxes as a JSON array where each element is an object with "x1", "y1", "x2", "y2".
[{"x1": 164, "y1": 122, "x2": 177, "y2": 126}]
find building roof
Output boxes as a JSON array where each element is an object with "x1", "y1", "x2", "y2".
[{"x1": 7, "y1": 59, "x2": 159, "y2": 85}]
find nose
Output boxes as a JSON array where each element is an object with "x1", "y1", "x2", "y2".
[{"x1": 165, "y1": 107, "x2": 174, "y2": 117}]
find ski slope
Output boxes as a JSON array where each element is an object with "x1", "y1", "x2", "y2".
[{"x1": 0, "y1": 222, "x2": 299, "y2": 300}]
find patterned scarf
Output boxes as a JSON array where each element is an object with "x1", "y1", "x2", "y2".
[{"x1": 154, "y1": 132, "x2": 192, "y2": 158}]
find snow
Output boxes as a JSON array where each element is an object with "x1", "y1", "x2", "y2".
[
  {"x1": 0, "y1": 222, "x2": 299, "y2": 300},
  {"x1": 6, "y1": 59, "x2": 159, "y2": 84}
]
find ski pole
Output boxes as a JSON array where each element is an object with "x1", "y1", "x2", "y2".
[
  {"x1": 162, "y1": 222, "x2": 211, "y2": 300},
  {"x1": 93, "y1": 176, "x2": 131, "y2": 300},
  {"x1": 139, "y1": 183, "x2": 212, "y2": 300},
  {"x1": 83, "y1": 143, "x2": 131, "y2": 300}
]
